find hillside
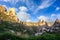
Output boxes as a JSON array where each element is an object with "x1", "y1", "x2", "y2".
[{"x1": 0, "y1": 5, "x2": 60, "y2": 40}]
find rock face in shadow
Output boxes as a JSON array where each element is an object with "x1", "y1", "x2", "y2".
[
  {"x1": 50, "y1": 19, "x2": 60, "y2": 33},
  {"x1": 53, "y1": 19, "x2": 60, "y2": 27}
]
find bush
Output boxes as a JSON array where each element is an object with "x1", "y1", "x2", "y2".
[
  {"x1": 0, "y1": 21, "x2": 60, "y2": 40},
  {"x1": 0, "y1": 32, "x2": 25, "y2": 40}
]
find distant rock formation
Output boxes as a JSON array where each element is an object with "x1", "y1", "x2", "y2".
[
  {"x1": 38, "y1": 20, "x2": 48, "y2": 27},
  {"x1": 47, "y1": 22, "x2": 54, "y2": 27},
  {"x1": 53, "y1": 19, "x2": 60, "y2": 27},
  {"x1": 55, "y1": 19, "x2": 60, "y2": 23},
  {"x1": 24, "y1": 22, "x2": 38, "y2": 26},
  {"x1": 24, "y1": 20, "x2": 48, "y2": 27}
]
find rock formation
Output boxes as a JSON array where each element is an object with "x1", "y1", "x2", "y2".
[
  {"x1": 24, "y1": 22, "x2": 38, "y2": 26},
  {"x1": 0, "y1": 6, "x2": 7, "y2": 13},
  {"x1": 0, "y1": 6, "x2": 19, "y2": 23},
  {"x1": 8, "y1": 8, "x2": 19, "y2": 23},
  {"x1": 53, "y1": 19, "x2": 60, "y2": 27},
  {"x1": 24, "y1": 20, "x2": 48, "y2": 27},
  {"x1": 47, "y1": 22, "x2": 54, "y2": 27},
  {"x1": 38, "y1": 20, "x2": 47, "y2": 27}
]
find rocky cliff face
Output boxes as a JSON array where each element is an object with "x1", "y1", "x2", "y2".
[
  {"x1": 0, "y1": 6, "x2": 7, "y2": 13},
  {"x1": 55, "y1": 19, "x2": 60, "y2": 23},
  {"x1": 0, "y1": 6, "x2": 19, "y2": 23},
  {"x1": 47, "y1": 22, "x2": 54, "y2": 27},
  {"x1": 23, "y1": 20, "x2": 48, "y2": 27},
  {"x1": 8, "y1": 8, "x2": 19, "y2": 23},
  {"x1": 24, "y1": 22, "x2": 39, "y2": 26},
  {"x1": 53, "y1": 19, "x2": 60, "y2": 27},
  {"x1": 38, "y1": 20, "x2": 48, "y2": 27}
]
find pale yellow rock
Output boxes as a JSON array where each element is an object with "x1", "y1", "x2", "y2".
[
  {"x1": 0, "y1": 6, "x2": 7, "y2": 13},
  {"x1": 8, "y1": 8, "x2": 16, "y2": 16},
  {"x1": 0, "y1": 6, "x2": 19, "y2": 23},
  {"x1": 38, "y1": 20, "x2": 47, "y2": 26},
  {"x1": 47, "y1": 22, "x2": 54, "y2": 27}
]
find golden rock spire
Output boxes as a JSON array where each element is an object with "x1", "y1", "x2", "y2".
[{"x1": 8, "y1": 8, "x2": 16, "y2": 16}]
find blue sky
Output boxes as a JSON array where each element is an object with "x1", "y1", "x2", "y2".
[{"x1": 0, "y1": 0, "x2": 60, "y2": 22}]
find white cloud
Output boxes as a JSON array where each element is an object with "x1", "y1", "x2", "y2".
[
  {"x1": 0, "y1": 0, "x2": 56, "y2": 13},
  {"x1": 56, "y1": 7, "x2": 60, "y2": 11},
  {"x1": 50, "y1": 14, "x2": 60, "y2": 22},
  {"x1": 17, "y1": 6, "x2": 31, "y2": 22},
  {"x1": 33, "y1": 0, "x2": 56, "y2": 14},
  {"x1": 1, "y1": 0, "x2": 34, "y2": 7},
  {"x1": 19, "y1": 0, "x2": 26, "y2": 3},
  {"x1": 38, "y1": 16, "x2": 48, "y2": 21},
  {"x1": 19, "y1": 0, "x2": 35, "y2": 11},
  {"x1": 56, "y1": 14, "x2": 60, "y2": 19},
  {"x1": 38, "y1": 0, "x2": 56, "y2": 9},
  {"x1": 51, "y1": 14, "x2": 60, "y2": 19},
  {"x1": 26, "y1": 20, "x2": 31, "y2": 22},
  {"x1": 50, "y1": 14, "x2": 57, "y2": 22},
  {"x1": 38, "y1": 13, "x2": 60, "y2": 22},
  {"x1": 17, "y1": 12, "x2": 31, "y2": 21},
  {"x1": 3, "y1": 0, "x2": 10, "y2": 2},
  {"x1": 0, "y1": 0, "x2": 35, "y2": 11},
  {"x1": 1, "y1": 5, "x2": 18, "y2": 12},
  {"x1": 19, "y1": 6, "x2": 28, "y2": 12},
  {"x1": 51, "y1": 14, "x2": 56, "y2": 17},
  {"x1": 1, "y1": 0, "x2": 19, "y2": 5}
]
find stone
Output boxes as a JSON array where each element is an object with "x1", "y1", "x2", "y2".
[{"x1": 0, "y1": 6, "x2": 7, "y2": 13}]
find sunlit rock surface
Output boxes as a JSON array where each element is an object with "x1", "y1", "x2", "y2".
[
  {"x1": 47, "y1": 22, "x2": 54, "y2": 27},
  {"x1": 24, "y1": 22, "x2": 39, "y2": 26},
  {"x1": 23, "y1": 20, "x2": 48, "y2": 27},
  {"x1": 0, "y1": 6, "x2": 19, "y2": 23},
  {"x1": 8, "y1": 8, "x2": 19, "y2": 22},
  {"x1": 0, "y1": 6, "x2": 7, "y2": 13},
  {"x1": 38, "y1": 20, "x2": 47, "y2": 27}
]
